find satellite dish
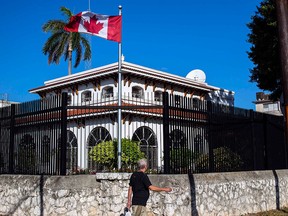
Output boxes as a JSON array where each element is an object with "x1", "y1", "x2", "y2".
[{"x1": 186, "y1": 69, "x2": 206, "y2": 83}]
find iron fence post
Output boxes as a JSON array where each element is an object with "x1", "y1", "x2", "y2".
[
  {"x1": 9, "y1": 104, "x2": 15, "y2": 174},
  {"x1": 163, "y1": 92, "x2": 170, "y2": 174},
  {"x1": 250, "y1": 109, "x2": 257, "y2": 170},
  {"x1": 207, "y1": 101, "x2": 214, "y2": 172},
  {"x1": 60, "y1": 93, "x2": 68, "y2": 175},
  {"x1": 263, "y1": 114, "x2": 268, "y2": 169}
]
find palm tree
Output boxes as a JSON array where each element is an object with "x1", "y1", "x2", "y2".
[{"x1": 42, "y1": 7, "x2": 91, "y2": 75}]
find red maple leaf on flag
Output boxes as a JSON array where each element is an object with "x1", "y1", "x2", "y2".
[{"x1": 83, "y1": 15, "x2": 104, "y2": 34}]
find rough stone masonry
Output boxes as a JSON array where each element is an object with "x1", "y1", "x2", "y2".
[{"x1": 0, "y1": 170, "x2": 288, "y2": 215}]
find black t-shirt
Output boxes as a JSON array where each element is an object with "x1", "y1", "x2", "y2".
[{"x1": 129, "y1": 171, "x2": 152, "y2": 206}]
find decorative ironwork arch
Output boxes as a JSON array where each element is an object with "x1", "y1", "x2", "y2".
[
  {"x1": 66, "y1": 130, "x2": 78, "y2": 173},
  {"x1": 87, "y1": 126, "x2": 112, "y2": 147},
  {"x1": 41, "y1": 135, "x2": 50, "y2": 163},
  {"x1": 87, "y1": 127, "x2": 112, "y2": 171},
  {"x1": 18, "y1": 134, "x2": 36, "y2": 173},
  {"x1": 169, "y1": 129, "x2": 186, "y2": 148},
  {"x1": 132, "y1": 126, "x2": 158, "y2": 170}
]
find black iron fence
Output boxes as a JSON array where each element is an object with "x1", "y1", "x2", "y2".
[
  {"x1": 0, "y1": 92, "x2": 287, "y2": 175},
  {"x1": 0, "y1": 95, "x2": 67, "y2": 175},
  {"x1": 163, "y1": 93, "x2": 287, "y2": 173}
]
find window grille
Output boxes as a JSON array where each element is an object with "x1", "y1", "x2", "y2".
[
  {"x1": 132, "y1": 86, "x2": 144, "y2": 99},
  {"x1": 169, "y1": 129, "x2": 186, "y2": 148},
  {"x1": 81, "y1": 91, "x2": 92, "y2": 103},
  {"x1": 132, "y1": 126, "x2": 158, "y2": 170},
  {"x1": 87, "y1": 127, "x2": 112, "y2": 171},
  {"x1": 154, "y1": 91, "x2": 163, "y2": 102},
  {"x1": 102, "y1": 87, "x2": 114, "y2": 98}
]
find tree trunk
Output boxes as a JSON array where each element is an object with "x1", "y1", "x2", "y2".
[
  {"x1": 276, "y1": 0, "x2": 288, "y2": 167},
  {"x1": 68, "y1": 34, "x2": 73, "y2": 75}
]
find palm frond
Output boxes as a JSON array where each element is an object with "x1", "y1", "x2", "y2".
[
  {"x1": 43, "y1": 32, "x2": 69, "y2": 65},
  {"x1": 64, "y1": 43, "x2": 69, "y2": 61},
  {"x1": 60, "y1": 7, "x2": 73, "y2": 20},
  {"x1": 42, "y1": 7, "x2": 92, "y2": 73},
  {"x1": 71, "y1": 33, "x2": 80, "y2": 50},
  {"x1": 74, "y1": 42, "x2": 82, "y2": 68},
  {"x1": 80, "y1": 36, "x2": 92, "y2": 61},
  {"x1": 42, "y1": 32, "x2": 66, "y2": 54},
  {"x1": 42, "y1": 20, "x2": 66, "y2": 33},
  {"x1": 52, "y1": 33, "x2": 70, "y2": 64}
]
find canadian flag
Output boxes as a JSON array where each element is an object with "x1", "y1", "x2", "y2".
[{"x1": 64, "y1": 11, "x2": 122, "y2": 42}]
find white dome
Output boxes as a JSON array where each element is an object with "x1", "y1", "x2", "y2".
[{"x1": 186, "y1": 69, "x2": 206, "y2": 82}]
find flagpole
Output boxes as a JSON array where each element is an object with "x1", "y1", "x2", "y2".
[{"x1": 117, "y1": 5, "x2": 122, "y2": 170}]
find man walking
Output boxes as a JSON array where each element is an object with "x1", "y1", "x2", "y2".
[{"x1": 127, "y1": 159, "x2": 172, "y2": 216}]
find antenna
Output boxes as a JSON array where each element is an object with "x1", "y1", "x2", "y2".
[
  {"x1": 85, "y1": 0, "x2": 92, "y2": 70},
  {"x1": 0, "y1": 93, "x2": 8, "y2": 101},
  {"x1": 0, "y1": 93, "x2": 8, "y2": 107}
]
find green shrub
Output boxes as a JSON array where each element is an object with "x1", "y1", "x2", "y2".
[
  {"x1": 121, "y1": 138, "x2": 145, "y2": 170},
  {"x1": 17, "y1": 148, "x2": 37, "y2": 173},
  {"x1": 89, "y1": 140, "x2": 116, "y2": 170},
  {"x1": 195, "y1": 146, "x2": 244, "y2": 172},
  {"x1": 89, "y1": 138, "x2": 145, "y2": 171},
  {"x1": 170, "y1": 148, "x2": 198, "y2": 170}
]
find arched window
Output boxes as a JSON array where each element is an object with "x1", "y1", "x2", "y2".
[
  {"x1": 87, "y1": 127, "x2": 112, "y2": 146},
  {"x1": 169, "y1": 130, "x2": 187, "y2": 174},
  {"x1": 174, "y1": 95, "x2": 181, "y2": 106},
  {"x1": 87, "y1": 127, "x2": 112, "y2": 171},
  {"x1": 102, "y1": 86, "x2": 114, "y2": 98},
  {"x1": 67, "y1": 94, "x2": 72, "y2": 105},
  {"x1": 81, "y1": 91, "x2": 92, "y2": 103},
  {"x1": 154, "y1": 91, "x2": 163, "y2": 102},
  {"x1": 57, "y1": 130, "x2": 78, "y2": 174},
  {"x1": 169, "y1": 129, "x2": 186, "y2": 148},
  {"x1": 193, "y1": 98, "x2": 200, "y2": 109},
  {"x1": 66, "y1": 130, "x2": 78, "y2": 173},
  {"x1": 132, "y1": 86, "x2": 144, "y2": 99},
  {"x1": 132, "y1": 126, "x2": 158, "y2": 170},
  {"x1": 67, "y1": 130, "x2": 78, "y2": 147},
  {"x1": 41, "y1": 135, "x2": 50, "y2": 163},
  {"x1": 194, "y1": 134, "x2": 202, "y2": 153},
  {"x1": 18, "y1": 134, "x2": 36, "y2": 173}
]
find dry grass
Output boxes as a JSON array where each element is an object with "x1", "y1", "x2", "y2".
[{"x1": 243, "y1": 207, "x2": 288, "y2": 216}]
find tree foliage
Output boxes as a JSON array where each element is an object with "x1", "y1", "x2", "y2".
[
  {"x1": 89, "y1": 140, "x2": 116, "y2": 170},
  {"x1": 42, "y1": 7, "x2": 91, "y2": 74},
  {"x1": 195, "y1": 147, "x2": 244, "y2": 172},
  {"x1": 121, "y1": 138, "x2": 145, "y2": 169},
  {"x1": 247, "y1": 0, "x2": 282, "y2": 99},
  {"x1": 170, "y1": 148, "x2": 197, "y2": 171},
  {"x1": 89, "y1": 138, "x2": 145, "y2": 171}
]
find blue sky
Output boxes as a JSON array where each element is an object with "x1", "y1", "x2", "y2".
[{"x1": 1, "y1": 0, "x2": 263, "y2": 109}]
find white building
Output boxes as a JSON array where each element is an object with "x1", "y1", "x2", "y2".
[
  {"x1": 0, "y1": 94, "x2": 18, "y2": 108},
  {"x1": 253, "y1": 92, "x2": 282, "y2": 116},
  {"x1": 29, "y1": 61, "x2": 234, "y2": 171}
]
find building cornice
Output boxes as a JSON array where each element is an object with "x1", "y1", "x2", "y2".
[{"x1": 29, "y1": 61, "x2": 233, "y2": 95}]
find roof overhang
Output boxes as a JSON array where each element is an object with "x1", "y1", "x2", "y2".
[{"x1": 29, "y1": 61, "x2": 230, "y2": 94}]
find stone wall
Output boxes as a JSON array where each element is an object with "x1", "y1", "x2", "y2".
[{"x1": 0, "y1": 170, "x2": 288, "y2": 216}]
